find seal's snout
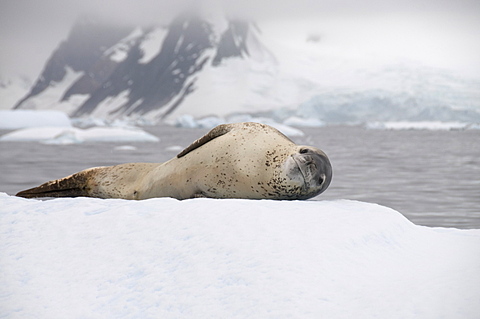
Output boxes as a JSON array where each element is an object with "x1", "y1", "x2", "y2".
[{"x1": 292, "y1": 147, "x2": 332, "y2": 198}]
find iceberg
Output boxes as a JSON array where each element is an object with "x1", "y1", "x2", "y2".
[
  {"x1": 164, "y1": 145, "x2": 184, "y2": 152},
  {"x1": 283, "y1": 116, "x2": 325, "y2": 127},
  {"x1": 0, "y1": 126, "x2": 159, "y2": 144},
  {"x1": 113, "y1": 145, "x2": 138, "y2": 151},
  {"x1": 1, "y1": 193, "x2": 479, "y2": 318},
  {"x1": 366, "y1": 121, "x2": 470, "y2": 131},
  {"x1": 0, "y1": 110, "x2": 71, "y2": 129}
]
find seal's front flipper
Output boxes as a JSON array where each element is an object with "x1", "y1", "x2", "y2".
[
  {"x1": 177, "y1": 124, "x2": 234, "y2": 158},
  {"x1": 16, "y1": 167, "x2": 101, "y2": 199}
]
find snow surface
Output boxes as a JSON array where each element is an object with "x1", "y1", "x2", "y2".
[
  {"x1": 0, "y1": 110, "x2": 71, "y2": 129},
  {"x1": 1, "y1": 193, "x2": 479, "y2": 318},
  {"x1": 0, "y1": 126, "x2": 159, "y2": 144}
]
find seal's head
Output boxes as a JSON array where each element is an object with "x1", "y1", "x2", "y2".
[{"x1": 286, "y1": 146, "x2": 332, "y2": 199}]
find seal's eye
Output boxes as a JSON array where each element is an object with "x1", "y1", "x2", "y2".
[{"x1": 300, "y1": 148, "x2": 308, "y2": 154}]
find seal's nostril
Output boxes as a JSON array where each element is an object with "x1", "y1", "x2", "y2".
[{"x1": 319, "y1": 174, "x2": 325, "y2": 185}]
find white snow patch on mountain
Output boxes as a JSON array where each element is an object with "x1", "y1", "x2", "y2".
[
  {"x1": 172, "y1": 56, "x2": 281, "y2": 118},
  {"x1": 104, "y1": 27, "x2": 144, "y2": 63},
  {"x1": 91, "y1": 89, "x2": 131, "y2": 118},
  {"x1": 57, "y1": 93, "x2": 91, "y2": 113},
  {"x1": 20, "y1": 67, "x2": 84, "y2": 114},
  {"x1": 0, "y1": 76, "x2": 32, "y2": 110},
  {"x1": 138, "y1": 27, "x2": 168, "y2": 64}
]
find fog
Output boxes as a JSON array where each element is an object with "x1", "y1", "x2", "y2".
[{"x1": 1, "y1": 0, "x2": 479, "y2": 79}]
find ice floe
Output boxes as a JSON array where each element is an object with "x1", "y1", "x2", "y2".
[
  {"x1": 0, "y1": 126, "x2": 159, "y2": 144},
  {"x1": 1, "y1": 194, "x2": 479, "y2": 318}
]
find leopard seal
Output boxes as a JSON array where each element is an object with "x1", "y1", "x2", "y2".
[{"x1": 16, "y1": 122, "x2": 332, "y2": 200}]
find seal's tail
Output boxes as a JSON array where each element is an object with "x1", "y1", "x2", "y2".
[{"x1": 16, "y1": 169, "x2": 96, "y2": 198}]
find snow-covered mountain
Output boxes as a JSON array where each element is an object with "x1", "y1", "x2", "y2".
[
  {"x1": 13, "y1": 14, "x2": 277, "y2": 120},
  {"x1": 0, "y1": 76, "x2": 32, "y2": 110},
  {"x1": 10, "y1": 13, "x2": 480, "y2": 124}
]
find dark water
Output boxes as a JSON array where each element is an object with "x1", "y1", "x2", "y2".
[{"x1": 1, "y1": 125, "x2": 479, "y2": 229}]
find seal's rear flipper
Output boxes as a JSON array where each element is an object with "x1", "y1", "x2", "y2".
[{"x1": 16, "y1": 168, "x2": 97, "y2": 198}]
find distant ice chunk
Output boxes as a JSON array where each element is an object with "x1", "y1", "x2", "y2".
[
  {"x1": 71, "y1": 117, "x2": 107, "y2": 128},
  {"x1": 85, "y1": 127, "x2": 159, "y2": 143},
  {"x1": 71, "y1": 117, "x2": 157, "y2": 129},
  {"x1": 366, "y1": 121, "x2": 469, "y2": 131},
  {"x1": 468, "y1": 123, "x2": 480, "y2": 130},
  {"x1": 0, "y1": 126, "x2": 159, "y2": 144},
  {"x1": 114, "y1": 145, "x2": 137, "y2": 151},
  {"x1": 42, "y1": 129, "x2": 84, "y2": 145},
  {"x1": 165, "y1": 145, "x2": 184, "y2": 152},
  {"x1": 174, "y1": 114, "x2": 198, "y2": 128},
  {"x1": 283, "y1": 116, "x2": 325, "y2": 127},
  {"x1": 0, "y1": 127, "x2": 74, "y2": 142},
  {"x1": 81, "y1": 127, "x2": 158, "y2": 142},
  {"x1": 196, "y1": 116, "x2": 225, "y2": 129},
  {"x1": 0, "y1": 110, "x2": 71, "y2": 129}
]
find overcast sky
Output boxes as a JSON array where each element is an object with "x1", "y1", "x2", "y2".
[{"x1": 1, "y1": 0, "x2": 479, "y2": 79}]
